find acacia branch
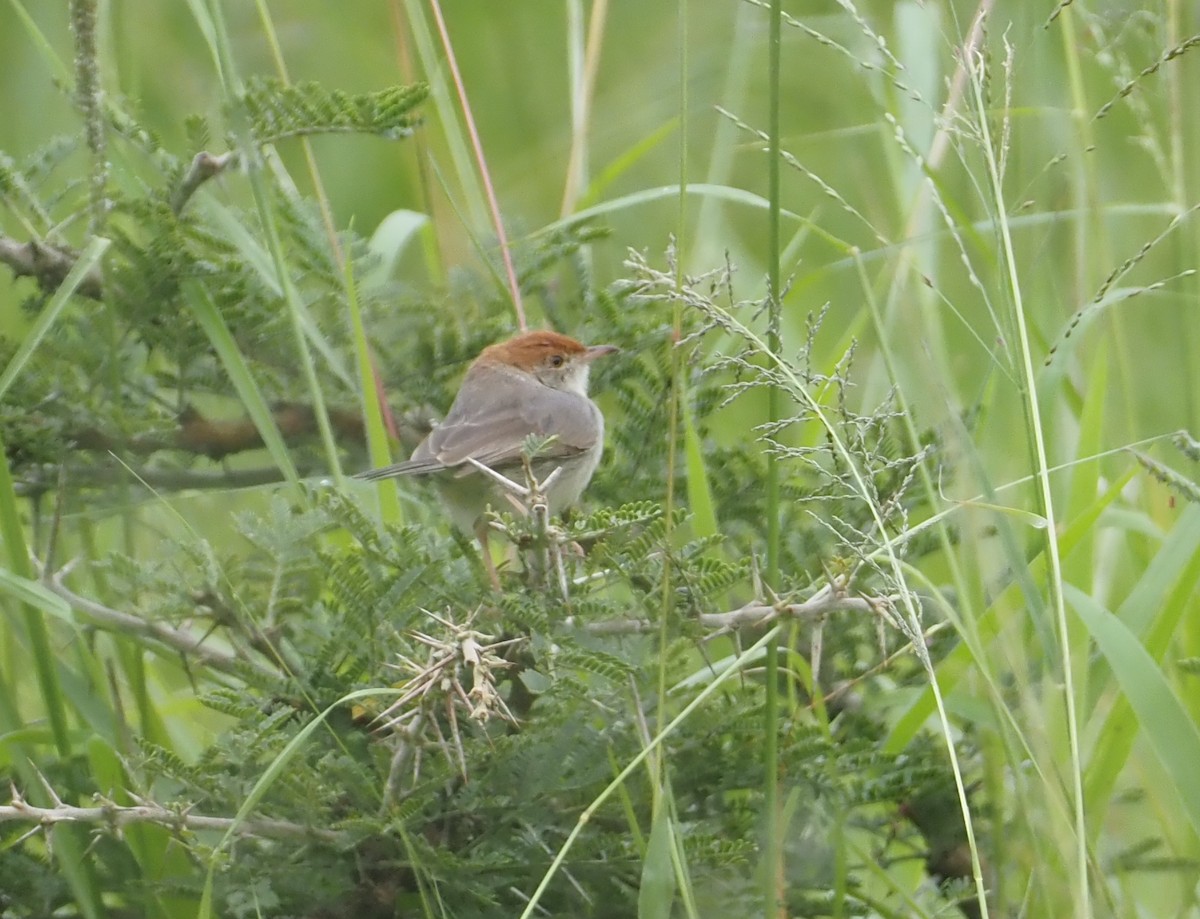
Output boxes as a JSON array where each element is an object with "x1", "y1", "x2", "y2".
[
  {"x1": 67, "y1": 403, "x2": 367, "y2": 461},
  {"x1": 13, "y1": 404, "x2": 370, "y2": 496},
  {"x1": 0, "y1": 234, "x2": 104, "y2": 299},
  {"x1": 1, "y1": 151, "x2": 234, "y2": 298},
  {"x1": 567, "y1": 583, "x2": 889, "y2": 634},
  {"x1": 696, "y1": 590, "x2": 883, "y2": 629},
  {"x1": 170, "y1": 151, "x2": 235, "y2": 214},
  {"x1": 15, "y1": 463, "x2": 290, "y2": 495},
  {"x1": 43, "y1": 569, "x2": 279, "y2": 681},
  {"x1": 2, "y1": 787, "x2": 343, "y2": 843}
]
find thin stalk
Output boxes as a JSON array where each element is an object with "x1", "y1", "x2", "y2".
[
  {"x1": 1163, "y1": 0, "x2": 1199, "y2": 429},
  {"x1": 652, "y1": 0, "x2": 688, "y2": 888},
  {"x1": 427, "y1": 0, "x2": 525, "y2": 329},
  {"x1": 345, "y1": 254, "x2": 404, "y2": 525},
  {"x1": 71, "y1": 0, "x2": 106, "y2": 237},
  {"x1": 203, "y1": 0, "x2": 342, "y2": 487},
  {"x1": 763, "y1": 0, "x2": 782, "y2": 916},
  {"x1": 855, "y1": 251, "x2": 990, "y2": 919},
  {"x1": 559, "y1": 0, "x2": 607, "y2": 218},
  {"x1": 389, "y1": 0, "x2": 446, "y2": 282},
  {"x1": 1057, "y1": 8, "x2": 1131, "y2": 439},
  {"x1": 402, "y1": 0, "x2": 488, "y2": 240},
  {"x1": 0, "y1": 433, "x2": 70, "y2": 757},
  {"x1": 253, "y1": 0, "x2": 343, "y2": 260},
  {"x1": 967, "y1": 46, "x2": 1087, "y2": 919}
]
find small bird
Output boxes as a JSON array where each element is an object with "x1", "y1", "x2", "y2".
[{"x1": 358, "y1": 330, "x2": 618, "y2": 583}]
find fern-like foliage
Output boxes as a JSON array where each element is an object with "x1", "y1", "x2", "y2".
[
  {"x1": 0, "y1": 75, "x2": 431, "y2": 483},
  {"x1": 241, "y1": 79, "x2": 428, "y2": 143}
]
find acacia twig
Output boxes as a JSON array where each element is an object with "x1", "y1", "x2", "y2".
[
  {"x1": 170, "y1": 151, "x2": 235, "y2": 214},
  {"x1": 0, "y1": 235, "x2": 104, "y2": 299},
  {"x1": 15, "y1": 463, "x2": 291, "y2": 496},
  {"x1": 564, "y1": 582, "x2": 890, "y2": 634},
  {"x1": 42, "y1": 567, "x2": 279, "y2": 681},
  {"x1": 2, "y1": 785, "x2": 342, "y2": 842},
  {"x1": 66, "y1": 403, "x2": 366, "y2": 461}
]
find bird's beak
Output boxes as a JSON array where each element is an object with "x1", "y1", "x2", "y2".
[{"x1": 584, "y1": 344, "x2": 619, "y2": 361}]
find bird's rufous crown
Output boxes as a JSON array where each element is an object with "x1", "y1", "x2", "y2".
[{"x1": 477, "y1": 330, "x2": 593, "y2": 371}]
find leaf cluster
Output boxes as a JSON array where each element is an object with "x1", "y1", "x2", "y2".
[{"x1": 0, "y1": 81, "x2": 428, "y2": 485}]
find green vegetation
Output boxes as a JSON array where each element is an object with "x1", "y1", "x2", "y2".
[{"x1": 1, "y1": 1, "x2": 1198, "y2": 917}]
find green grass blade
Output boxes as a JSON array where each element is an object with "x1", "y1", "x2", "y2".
[
  {"x1": 196, "y1": 198, "x2": 354, "y2": 390},
  {"x1": 0, "y1": 240, "x2": 110, "y2": 763},
  {"x1": 638, "y1": 808, "x2": 676, "y2": 919},
  {"x1": 534, "y1": 183, "x2": 806, "y2": 239},
  {"x1": 345, "y1": 238, "x2": 403, "y2": 525},
  {"x1": 1068, "y1": 583, "x2": 1200, "y2": 839},
  {"x1": 5, "y1": 0, "x2": 71, "y2": 83},
  {"x1": 578, "y1": 120, "x2": 679, "y2": 210},
  {"x1": 0, "y1": 568, "x2": 72, "y2": 620},
  {"x1": 681, "y1": 398, "x2": 717, "y2": 538},
  {"x1": 181, "y1": 280, "x2": 301, "y2": 488},
  {"x1": 1082, "y1": 505, "x2": 1200, "y2": 830},
  {"x1": 884, "y1": 467, "x2": 1136, "y2": 751},
  {"x1": 0, "y1": 237, "x2": 110, "y2": 401}
]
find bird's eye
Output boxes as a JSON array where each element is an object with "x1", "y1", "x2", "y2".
[{"x1": 549, "y1": 354, "x2": 565, "y2": 368}]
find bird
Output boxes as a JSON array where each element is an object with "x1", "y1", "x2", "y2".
[{"x1": 357, "y1": 330, "x2": 618, "y2": 584}]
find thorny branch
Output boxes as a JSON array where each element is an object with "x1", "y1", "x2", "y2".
[
  {"x1": 10, "y1": 403, "x2": 369, "y2": 496},
  {"x1": 565, "y1": 580, "x2": 891, "y2": 634},
  {"x1": 44, "y1": 567, "x2": 885, "y2": 683},
  {"x1": 1, "y1": 784, "x2": 342, "y2": 843},
  {"x1": 0, "y1": 151, "x2": 234, "y2": 298},
  {"x1": 0, "y1": 235, "x2": 104, "y2": 299},
  {"x1": 170, "y1": 151, "x2": 235, "y2": 214},
  {"x1": 68, "y1": 403, "x2": 366, "y2": 462},
  {"x1": 374, "y1": 608, "x2": 521, "y2": 737},
  {"x1": 42, "y1": 565, "x2": 279, "y2": 681}
]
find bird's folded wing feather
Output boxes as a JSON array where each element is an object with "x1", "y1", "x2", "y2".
[{"x1": 356, "y1": 371, "x2": 598, "y2": 480}]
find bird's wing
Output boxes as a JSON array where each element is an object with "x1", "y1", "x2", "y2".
[
  {"x1": 356, "y1": 368, "x2": 599, "y2": 481},
  {"x1": 423, "y1": 383, "x2": 598, "y2": 470}
]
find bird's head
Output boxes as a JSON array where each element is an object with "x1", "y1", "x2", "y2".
[{"x1": 478, "y1": 330, "x2": 618, "y2": 395}]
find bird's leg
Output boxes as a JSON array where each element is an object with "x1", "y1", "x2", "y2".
[
  {"x1": 520, "y1": 458, "x2": 562, "y2": 591},
  {"x1": 525, "y1": 496, "x2": 550, "y2": 590},
  {"x1": 465, "y1": 457, "x2": 529, "y2": 498},
  {"x1": 474, "y1": 519, "x2": 501, "y2": 591}
]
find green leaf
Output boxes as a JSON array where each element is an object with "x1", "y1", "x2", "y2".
[
  {"x1": 534, "y1": 183, "x2": 806, "y2": 240},
  {"x1": 240, "y1": 80, "x2": 428, "y2": 143},
  {"x1": 1069, "y1": 585, "x2": 1200, "y2": 840},
  {"x1": 682, "y1": 398, "x2": 718, "y2": 539},
  {"x1": 0, "y1": 568, "x2": 72, "y2": 621},
  {"x1": 0, "y1": 236, "x2": 110, "y2": 401},
  {"x1": 182, "y1": 279, "x2": 301, "y2": 487},
  {"x1": 638, "y1": 809, "x2": 677, "y2": 919},
  {"x1": 364, "y1": 208, "x2": 429, "y2": 291}
]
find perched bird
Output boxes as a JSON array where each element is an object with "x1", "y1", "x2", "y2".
[{"x1": 358, "y1": 330, "x2": 618, "y2": 583}]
